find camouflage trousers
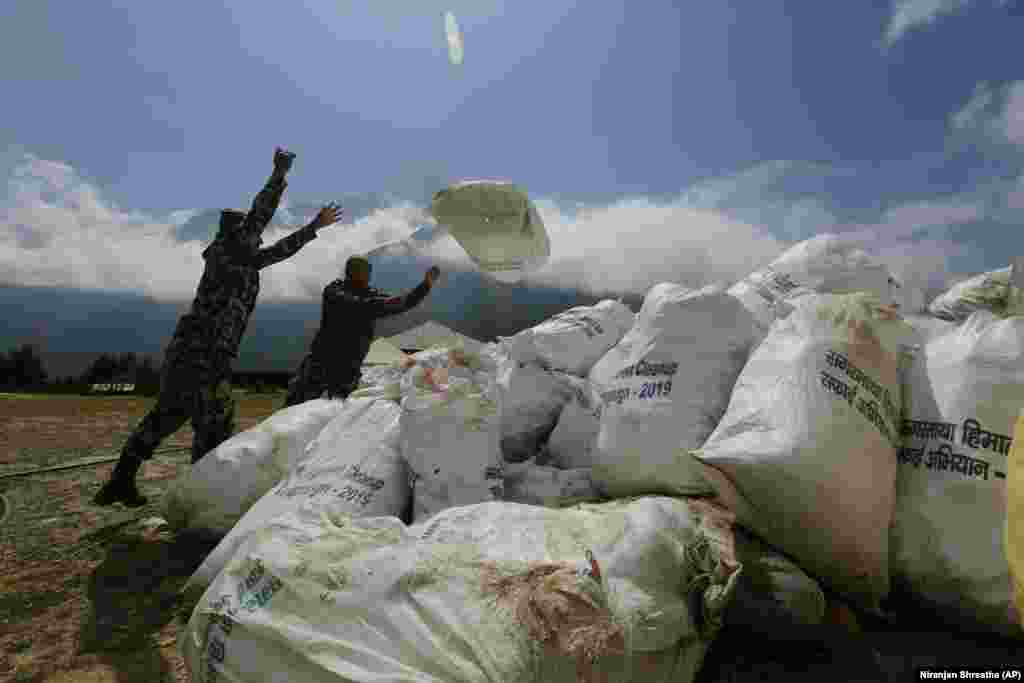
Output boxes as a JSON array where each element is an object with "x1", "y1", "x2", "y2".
[
  {"x1": 120, "y1": 357, "x2": 235, "y2": 465},
  {"x1": 283, "y1": 354, "x2": 358, "y2": 408}
]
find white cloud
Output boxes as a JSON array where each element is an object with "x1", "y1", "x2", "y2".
[
  {"x1": 1, "y1": 155, "x2": 205, "y2": 297},
  {"x1": 167, "y1": 208, "x2": 201, "y2": 226},
  {"x1": 526, "y1": 199, "x2": 785, "y2": 296},
  {"x1": 837, "y1": 199, "x2": 984, "y2": 310},
  {"x1": 950, "y1": 80, "x2": 1024, "y2": 147},
  {"x1": 886, "y1": 0, "x2": 968, "y2": 45},
  {"x1": 0, "y1": 155, "x2": 448, "y2": 302},
  {"x1": 1000, "y1": 81, "x2": 1024, "y2": 145},
  {"x1": 885, "y1": 0, "x2": 1009, "y2": 46},
  {"x1": 876, "y1": 199, "x2": 983, "y2": 237},
  {"x1": 0, "y1": 152, "x2": 985, "y2": 313},
  {"x1": 951, "y1": 82, "x2": 998, "y2": 131},
  {"x1": 0, "y1": 152, "x2": 789, "y2": 303}
]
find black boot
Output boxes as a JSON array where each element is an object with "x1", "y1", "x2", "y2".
[{"x1": 93, "y1": 456, "x2": 148, "y2": 507}]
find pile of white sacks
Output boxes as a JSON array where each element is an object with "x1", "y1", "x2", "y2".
[{"x1": 169, "y1": 233, "x2": 1023, "y2": 683}]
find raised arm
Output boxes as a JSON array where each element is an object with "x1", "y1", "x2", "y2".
[
  {"x1": 252, "y1": 223, "x2": 318, "y2": 269},
  {"x1": 239, "y1": 148, "x2": 294, "y2": 234},
  {"x1": 360, "y1": 280, "x2": 432, "y2": 319},
  {"x1": 360, "y1": 267, "x2": 439, "y2": 318},
  {"x1": 253, "y1": 203, "x2": 343, "y2": 270},
  {"x1": 321, "y1": 271, "x2": 434, "y2": 321}
]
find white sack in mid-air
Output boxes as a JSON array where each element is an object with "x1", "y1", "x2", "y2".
[{"x1": 431, "y1": 180, "x2": 551, "y2": 283}]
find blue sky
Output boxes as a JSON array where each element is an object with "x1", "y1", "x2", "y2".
[{"x1": 2, "y1": 0, "x2": 1024, "y2": 315}]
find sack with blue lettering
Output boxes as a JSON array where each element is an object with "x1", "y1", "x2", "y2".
[
  {"x1": 692, "y1": 293, "x2": 915, "y2": 613},
  {"x1": 892, "y1": 311, "x2": 1024, "y2": 637},
  {"x1": 500, "y1": 299, "x2": 636, "y2": 376},
  {"x1": 585, "y1": 283, "x2": 761, "y2": 498},
  {"x1": 183, "y1": 398, "x2": 409, "y2": 594}
]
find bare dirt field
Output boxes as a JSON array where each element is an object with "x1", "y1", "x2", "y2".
[{"x1": 1, "y1": 392, "x2": 1021, "y2": 682}]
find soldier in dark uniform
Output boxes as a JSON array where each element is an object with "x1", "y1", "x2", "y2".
[
  {"x1": 283, "y1": 257, "x2": 440, "y2": 406},
  {"x1": 93, "y1": 148, "x2": 343, "y2": 507}
]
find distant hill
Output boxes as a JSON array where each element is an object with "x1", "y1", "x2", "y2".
[{"x1": 0, "y1": 272, "x2": 638, "y2": 378}]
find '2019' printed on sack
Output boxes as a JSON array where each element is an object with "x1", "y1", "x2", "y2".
[
  {"x1": 275, "y1": 463, "x2": 388, "y2": 506},
  {"x1": 600, "y1": 381, "x2": 674, "y2": 407},
  {"x1": 601, "y1": 359, "x2": 679, "y2": 406}
]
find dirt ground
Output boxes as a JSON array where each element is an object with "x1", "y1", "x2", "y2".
[
  {"x1": 1, "y1": 392, "x2": 1022, "y2": 682},
  {"x1": 0, "y1": 392, "x2": 282, "y2": 683}
]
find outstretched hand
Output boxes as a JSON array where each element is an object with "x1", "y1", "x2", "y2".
[
  {"x1": 311, "y1": 202, "x2": 344, "y2": 230},
  {"x1": 274, "y1": 148, "x2": 296, "y2": 174},
  {"x1": 425, "y1": 266, "x2": 441, "y2": 288}
]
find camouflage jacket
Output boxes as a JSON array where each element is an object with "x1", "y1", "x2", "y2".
[
  {"x1": 309, "y1": 279, "x2": 431, "y2": 385},
  {"x1": 164, "y1": 175, "x2": 318, "y2": 371}
]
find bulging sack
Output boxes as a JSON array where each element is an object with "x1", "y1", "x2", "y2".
[
  {"x1": 728, "y1": 234, "x2": 894, "y2": 330},
  {"x1": 902, "y1": 314, "x2": 958, "y2": 344},
  {"x1": 546, "y1": 376, "x2": 602, "y2": 470},
  {"x1": 892, "y1": 312, "x2": 1024, "y2": 636},
  {"x1": 928, "y1": 266, "x2": 1024, "y2": 323},
  {"x1": 693, "y1": 293, "x2": 915, "y2": 612},
  {"x1": 180, "y1": 497, "x2": 741, "y2": 683},
  {"x1": 585, "y1": 283, "x2": 761, "y2": 498},
  {"x1": 183, "y1": 398, "x2": 409, "y2": 594},
  {"x1": 401, "y1": 373, "x2": 504, "y2": 524},
  {"x1": 502, "y1": 458, "x2": 605, "y2": 507},
  {"x1": 163, "y1": 398, "x2": 346, "y2": 535},
  {"x1": 501, "y1": 300, "x2": 636, "y2": 376},
  {"x1": 497, "y1": 359, "x2": 577, "y2": 463}
]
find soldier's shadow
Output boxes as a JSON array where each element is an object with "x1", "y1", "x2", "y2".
[{"x1": 78, "y1": 523, "x2": 220, "y2": 682}]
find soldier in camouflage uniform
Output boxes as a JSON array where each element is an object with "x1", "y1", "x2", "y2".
[
  {"x1": 93, "y1": 148, "x2": 343, "y2": 507},
  {"x1": 283, "y1": 257, "x2": 440, "y2": 407}
]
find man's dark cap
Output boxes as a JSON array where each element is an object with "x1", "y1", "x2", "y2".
[{"x1": 346, "y1": 256, "x2": 371, "y2": 274}]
